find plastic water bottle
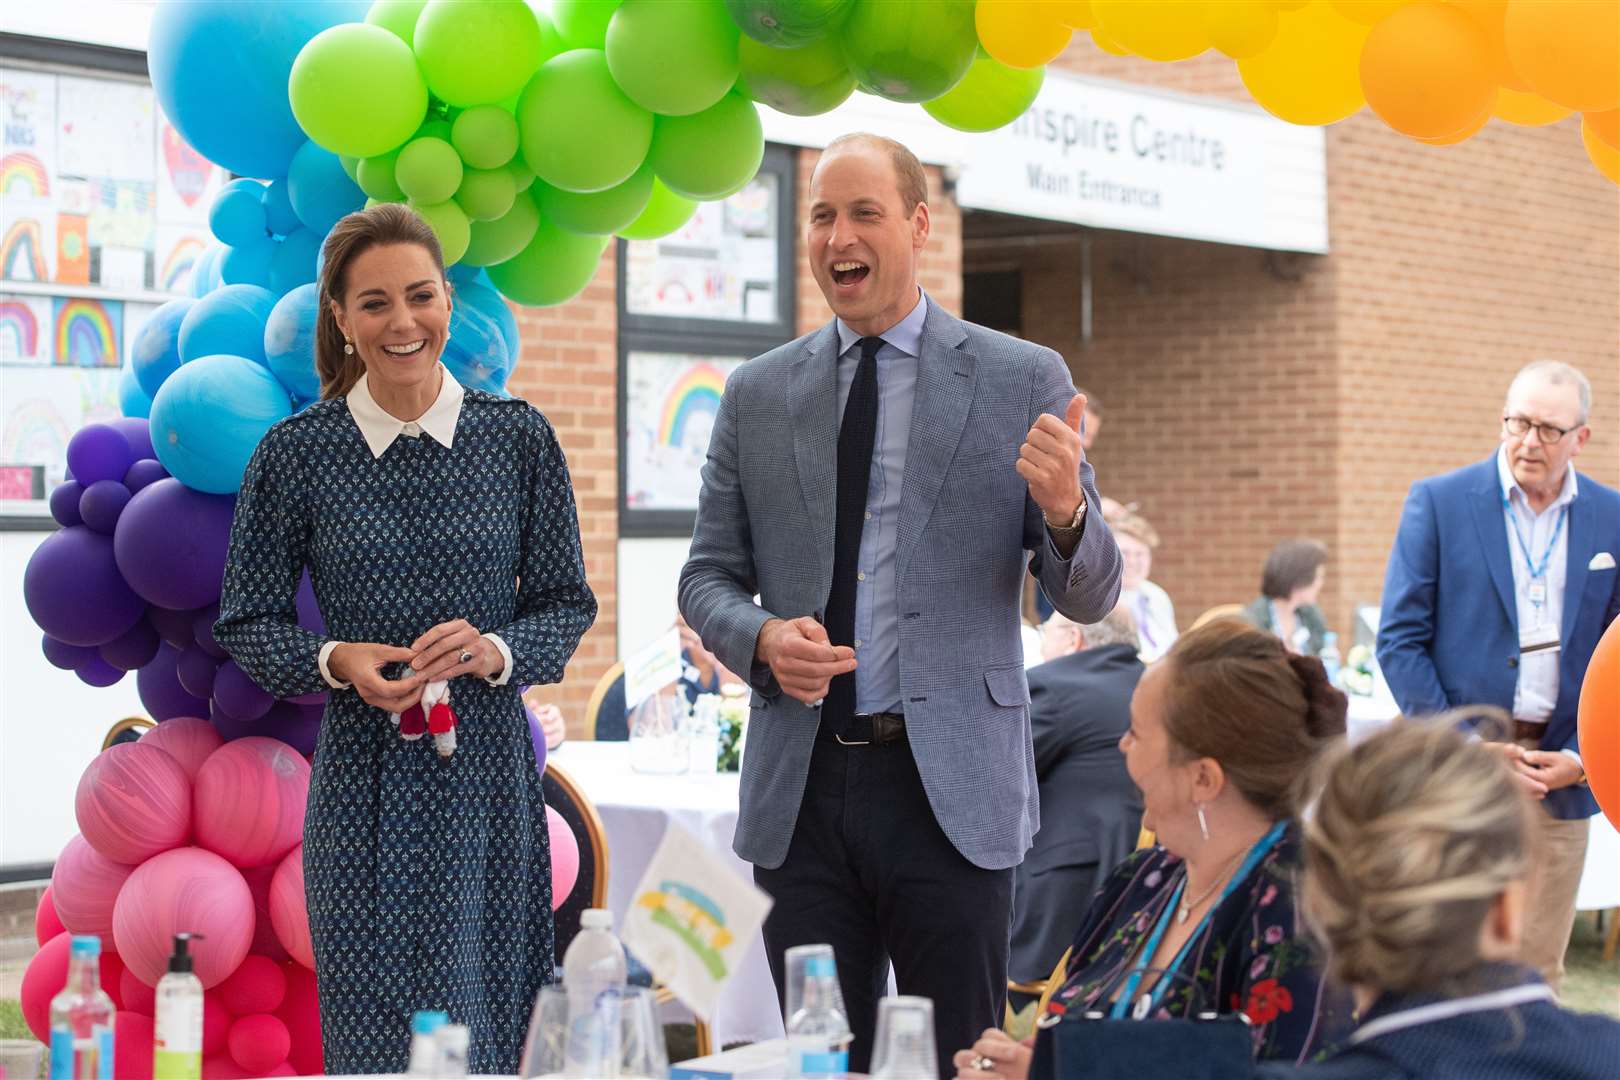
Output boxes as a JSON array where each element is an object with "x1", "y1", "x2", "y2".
[
  {"x1": 1320, "y1": 632, "x2": 1342, "y2": 686},
  {"x1": 563, "y1": 908, "x2": 628, "y2": 1078},
  {"x1": 786, "y1": 951, "x2": 850, "y2": 1079},
  {"x1": 404, "y1": 1010, "x2": 448, "y2": 1078},
  {"x1": 153, "y1": 933, "x2": 204, "y2": 1080},
  {"x1": 49, "y1": 935, "x2": 115, "y2": 1080},
  {"x1": 687, "y1": 696, "x2": 721, "y2": 775},
  {"x1": 434, "y1": 1023, "x2": 471, "y2": 1078}
]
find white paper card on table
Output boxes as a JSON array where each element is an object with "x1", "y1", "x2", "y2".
[
  {"x1": 623, "y1": 627, "x2": 684, "y2": 711},
  {"x1": 621, "y1": 822, "x2": 773, "y2": 1023},
  {"x1": 671, "y1": 1038, "x2": 789, "y2": 1080}
]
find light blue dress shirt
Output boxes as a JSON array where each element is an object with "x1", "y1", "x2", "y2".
[{"x1": 833, "y1": 289, "x2": 928, "y2": 714}]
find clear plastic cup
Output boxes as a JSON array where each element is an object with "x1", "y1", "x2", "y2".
[{"x1": 870, "y1": 996, "x2": 938, "y2": 1079}]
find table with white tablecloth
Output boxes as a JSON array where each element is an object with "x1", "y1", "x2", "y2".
[{"x1": 548, "y1": 742, "x2": 784, "y2": 1047}]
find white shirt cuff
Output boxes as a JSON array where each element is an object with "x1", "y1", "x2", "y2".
[
  {"x1": 1560, "y1": 748, "x2": 1584, "y2": 777},
  {"x1": 482, "y1": 632, "x2": 513, "y2": 686},
  {"x1": 318, "y1": 641, "x2": 352, "y2": 689}
]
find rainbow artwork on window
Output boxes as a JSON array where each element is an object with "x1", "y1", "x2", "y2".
[
  {"x1": 658, "y1": 362, "x2": 727, "y2": 453},
  {"x1": 52, "y1": 297, "x2": 122, "y2": 368},
  {"x1": 0, "y1": 298, "x2": 43, "y2": 363}
]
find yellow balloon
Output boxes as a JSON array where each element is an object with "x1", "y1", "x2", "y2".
[
  {"x1": 1092, "y1": 0, "x2": 1210, "y2": 62},
  {"x1": 1053, "y1": 1, "x2": 1096, "y2": 30},
  {"x1": 1238, "y1": 1, "x2": 1369, "y2": 126},
  {"x1": 976, "y1": 0, "x2": 1074, "y2": 69},
  {"x1": 1329, "y1": 0, "x2": 1409, "y2": 24},
  {"x1": 1415, "y1": 100, "x2": 1491, "y2": 144},
  {"x1": 1491, "y1": 88, "x2": 1572, "y2": 127},
  {"x1": 1587, "y1": 109, "x2": 1620, "y2": 151},
  {"x1": 1267, "y1": 1, "x2": 1309, "y2": 9},
  {"x1": 1089, "y1": 26, "x2": 1132, "y2": 56},
  {"x1": 1582, "y1": 117, "x2": 1620, "y2": 184},
  {"x1": 1202, "y1": 0, "x2": 1279, "y2": 59}
]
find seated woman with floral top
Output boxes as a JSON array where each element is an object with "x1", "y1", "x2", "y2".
[{"x1": 953, "y1": 621, "x2": 1349, "y2": 1079}]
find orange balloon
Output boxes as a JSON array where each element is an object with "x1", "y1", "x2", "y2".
[
  {"x1": 1577, "y1": 618, "x2": 1620, "y2": 830},
  {"x1": 1360, "y1": 2, "x2": 1498, "y2": 140},
  {"x1": 1505, "y1": 0, "x2": 1620, "y2": 113},
  {"x1": 1330, "y1": 0, "x2": 1409, "y2": 24},
  {"x1": 1448, "y1": 0, "x2": 1531, "y2": 92},
  {"x1": 1587, "y1": 109, "x2": 1620, "y2": 151},
  {"x1": 977, "y1": 0, "x2": 1075, "y2": 69},
  {"x1": 1583, "y1": 116, "x2": 1620, "y2": 184},
  {"x1": 1416, "y1": 100, "x2": 1491, "y2": 143},
  {"x1": 1491, "y1": 87, "x2": 1572, "y2": 126}
]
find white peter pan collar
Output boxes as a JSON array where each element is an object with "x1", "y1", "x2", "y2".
[{"x1": 347, "y1": 363, "x2": 464, "y2": 460}]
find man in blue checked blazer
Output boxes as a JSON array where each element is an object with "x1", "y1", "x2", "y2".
[
  {"x1": 1377, "y1": 360, "x2": 1620, "y2": 992},
  {"x1": 680, "y1": 134, "x2": 1122, "y2": 1076}
]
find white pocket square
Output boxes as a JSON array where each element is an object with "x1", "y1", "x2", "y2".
[{"x1": 1590, "y1": 552, "x2": 1617, "y2": 571}]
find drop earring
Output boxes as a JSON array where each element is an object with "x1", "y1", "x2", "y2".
[
  {"x1": 1196, "y1": 803, "x2": 1210, "y2": 841},
  {"x1": 344, "y1": 341, "x2": 354, "y2": 355}
]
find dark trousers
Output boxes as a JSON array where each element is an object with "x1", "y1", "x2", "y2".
[{"x1": 754, "y1": 734, "x2": 1015, "y2": 1078}]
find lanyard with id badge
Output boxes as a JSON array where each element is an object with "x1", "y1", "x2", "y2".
[{"x1": 1506, "y1": 496, "x2": 1566, "y2": 658}]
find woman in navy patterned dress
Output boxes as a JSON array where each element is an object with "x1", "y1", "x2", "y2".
[{"x1": 215, "y1": 204, "x2": 596, "y2": 1074}]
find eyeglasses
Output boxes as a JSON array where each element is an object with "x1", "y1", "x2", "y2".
[{"x1": 1503, "y1": 415, "x2": 1581, "y2": 444}]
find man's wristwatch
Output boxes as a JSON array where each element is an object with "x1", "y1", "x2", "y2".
[{"x1": 1045, "y1": 497, "x2": 1087, "y2": 537}]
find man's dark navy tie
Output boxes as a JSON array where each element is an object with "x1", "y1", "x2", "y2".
[{"x1": 821, "y1": 335, "x2": 883, "y2": 740}]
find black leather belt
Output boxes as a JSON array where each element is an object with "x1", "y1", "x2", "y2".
[
  {"x1": 831, "y1": 711, "x2": 906, "y2": 747},
  {"x1": 1512, "y1": 720, "x2": 1546, "y2": 744}
]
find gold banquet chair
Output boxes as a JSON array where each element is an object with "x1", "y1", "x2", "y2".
[{"x1": 1189, "y1": 604, "x2": 1247, "y2": 632}]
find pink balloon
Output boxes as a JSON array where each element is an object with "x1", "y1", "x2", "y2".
[
  {"x1": 277, "y1": 960, "x2": 323, "y2": 1076},
  {"x1": 203, "y1": 1053, "x2": 248, "y2": 1080},
  {"x1": 228, "y1": 1013, "x2": 290, "y2": 1076},
  {"x1": 36, "y1": 884, "x2": 67, "y2": 945},
  {"x1": 52, "y1": 834, "x2": 136, "y2": 939},
  {"x1": 112, "y1": 846, "x2": 253, "y2": 988},
  {"x1": 116, "y1": 1010, "x2": 156, "y2": 1080},
  {"x1": 141, "y1": 716, "x2": 224, "y2": 779},
  {"x1": 219, "y1": 954, "x2": 287, "y2": 1016},
  {"x1": 19, "y1": 932, "x2": 70, "y2": 1040},
  {"x1": 193, "y1": 737, "x2": 309, "y2": 868},
  {"x1": 547, "y1": 805, "x2": 579, "y2": 911},
  {"x1": 204, "y1": 993, "x2": 231, "y2": 1055},
  {"x1": 121, "y1": 965, "x2": 157, "y2": 1015},
  {"x1": 240, "y1": 863, "x2": 292, "y2": 963},
  {"x1": 101, "y1": 949, "x2": 128, "y2": 1008},
  {"x1": 268, "y1": 845, "x2": 313, "y2": 970},
  {"x1": 76, "y1": 742, "x2": 193, "y2": 864}
]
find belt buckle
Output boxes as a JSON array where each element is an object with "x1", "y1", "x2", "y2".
[{"x1": 835, "y1": 713, "x2": 875, "y2": 746}]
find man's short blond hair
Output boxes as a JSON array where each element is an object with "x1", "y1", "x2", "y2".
[{"x1": 819, "y1": 133, "x2": 929, "y2": 215}]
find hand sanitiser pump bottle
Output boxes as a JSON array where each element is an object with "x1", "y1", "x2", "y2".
[{"x1": 154, "y1": 933, "x2": 203, "y2": 1080}]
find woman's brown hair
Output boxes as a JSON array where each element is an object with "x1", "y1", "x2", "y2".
[
  {"x1": 315, "y1": 203, "x2": 446, "y2": 401},
  {"x1": 1160, "y1": 619, "x2": 1347, "y2": 819},
  {"x1": 1261, "y1": 538, "x2": 1329, "y2": 600}
]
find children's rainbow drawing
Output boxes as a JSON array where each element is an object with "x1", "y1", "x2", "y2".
[
  {"x1": 0, "y1": 152, "x2": 49, "y2": 199},
  {"x1": 52, "y1": 298, "x2": 121, "y2": 368},
  {"x1": 635, "y1": 880, "x2": 734, "y2": 980},
  {"x1": 1, "y1": 219, "x2": 47, "y2": 281},
  {"x1": 658, "y1": 363, "x2": 727, "y2": 449},
  {"x1": 161, "y1": 236, "x2": 205, "y2": 291},
  {"x1": 0, "y1": 299, "x2": 41, "y2": 360}
]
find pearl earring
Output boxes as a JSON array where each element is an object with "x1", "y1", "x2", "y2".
[
  {"x1": 344, "y1": 341, "x2": 354, "y2": 355},
  {"x1": 1196, "y1": 803, "x2": 1210, "y2": 841}
]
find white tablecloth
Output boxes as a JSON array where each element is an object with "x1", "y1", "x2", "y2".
[{"x1": 549, "y1": 742, "x2": 784, "y2": 1046}]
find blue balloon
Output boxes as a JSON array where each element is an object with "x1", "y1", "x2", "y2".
[
  {"x1": 210, "y1": 178, "x2": 269, "y2": 247},
  {"x1": 444, "y1": 282, "x2": 518, "y2": 393},
  {"x1": 147, "y1": 0, "x2": 369, "y2": 179},
  {"x1": 447, "y1": 262, "x2": 491, "y2": 288},
  {"x1": 287, "y1": 140, "x2": 366, "y2": 234},
  {"x1": 120, "y1": 366, "x2": 153, "y2": 419},
  {"x1": 263, "y1": 178, "x2": 302, "y2": 237},
  {"x1": 189, "y1": 245, "x2": 225, "y2": 298},
  {"x1": 270, "y1": 228, "x2": 323, "y2": 295},
  {"x1": 264, "y1": 283, "x2": 322, "y2": 401},
  {"x1": 149, "y1": 354, "x2": 293, "y2": 494},
  {"x1": 131, "y1": 298, "x2": 194, "y2": 398},
  {"x1": 219, "y1": 235, "x2": 277, "y2": 289},
  {"x1": 178, "y1": 284, "x2": 276, "y2": 365}
]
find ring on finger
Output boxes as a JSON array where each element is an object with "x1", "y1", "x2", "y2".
[
  {"x1": 458, "y1": 648, "x2": 474, "y2": 665},
  {"x1": 972, "y1": 1055, "x2": 996, "y2": 1072}
]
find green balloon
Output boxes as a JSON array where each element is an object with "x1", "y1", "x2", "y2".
[
  {"x1": 617, "y1": 177, "x2": 698, "y2": 240},
  {"x1": 606, "y1": 0, "x2": 739, "y2": 117},
  {"x1": 725, "y1": 0, "x2": 854, "y2": 47},
  {"x1": 648, "y1": 92, "x2": 763, "y2": 200},
  {"x1": 552, "y1": 0, "x2": 623, "y2": 49},
  {"x1": 356, "y1": 149, "x2": 407, "y2": 202},
  {"x1": 462, "y1": 190, "x2": 541, "y2": 266},
  {"x1": 839, "y1": 0, "x2": 976, "y2": 104},
  {"x1": 923, "y1": 56, "x2": 1045, "y2": 133},
  {"x1": 339, "y1": 154, "x2": 361, "y2": 181},
  {"x1": 486, "y1": 216, "x2": 610, "y2": 306},
  {"x1": 452, "y1": 105, "x2": 520, "y2": 169},
  {"x1": 506, "y1": 158, "x2": 537, "y2": 193},
  {"x1": 411, "y1": 199, "x2": 471, "y2": 265},
  {"x1": 417, "y1": 117, "x2": 454, "y2": 142},
  {"x1": 737, "y1": 33, "x2": 855, "y2": 116},
  {"x1": 365, "y1": 0, "x2": 427, "y2": 46},
  {"x1": 456, "y1": 167, "x2": 519, "y2": 221},
  {"x1": 414, "y1": 0, "x2": 549, "y2": 108},
  {"x1": 289, "y1": 23, "x2": 428, "y2": 157},
  {"x1": 395, "y1": 136, "x2": 464, "y2": 204},
  {"x1": 537, "y1": 165, "x2": 654, "y2": 235},
  {"x1": 518, "y1": 49, "x2": 653, "y2": 194}
]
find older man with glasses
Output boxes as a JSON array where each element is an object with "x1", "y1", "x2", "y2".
[{"x1": 1377, "y1": 359, "x2": 1619, "y2": 992}]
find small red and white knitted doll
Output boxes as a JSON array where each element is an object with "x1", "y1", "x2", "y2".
[{"x1": 392, "y1": 678, "x2": 458, "y2": 757}]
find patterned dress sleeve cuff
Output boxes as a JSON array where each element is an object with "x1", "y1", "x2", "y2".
[
  {"x1": 318, "y1": 640, "x2": 353, "y2": 689},
  {"x1": 482, "y1": 632, "x2": 514, "y2": 686}
]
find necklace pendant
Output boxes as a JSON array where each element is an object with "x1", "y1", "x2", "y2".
[{"x1": 1176, "y1": 905, "x2": 1189, "y2": 924}]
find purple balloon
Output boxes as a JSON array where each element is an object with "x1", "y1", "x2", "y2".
[
  {"x1": 76, "y1": 655, "x2": 126, "y2": 687},
  {"x1": 66, "y1": 424, "x2": 135, "y2": 485},
  {"x1": 100, "y1": 618, "x2": 162, "y2": 671},
  {"x1": 192, "y1": 604, "x2": 228, "y2": 659},
  {"x1": 293, "y1": 571, "x2": 325, "y2": 635},
  {"x1": 526, "y1": 699, "x2": 549, "y2": 777},
  {"x1": 78, "y1": 480, "x2": 132, "y2": 535},
  {"x1": 138, "y1": 643, "x2": 211, "y2": 720},
  {"x1": 113, "y1": 478, "x2": 235, "y2": 611},
  {"x1": 123, "y1": 459, "x2": 170, "y2": 494},
  {"x1": 23, "y1": 526, "x2": 147, "y2": 647},
  {"x1": 176, "y1": 644, "x2": 222, "y2": 699},
  {"x1": 213, "y1": 659, "x2": 273, "y2": 720},
  {"x1": 210, "y1": 697, "x2": 320, "y2": 753},
  {"x1": 50, "y1": 481, "x2": 85, "y2": 528},
  {"x1": 286, "y1": 689, "x2": 328, "y2": 706},
  {"x1": 147, "y1": 606, "x2": 199, "y2": 650},
  {"x1": 42, "y1": 635, "x2": 97, "y2": 671},
  {"x1": 108, "y1": 417, "x2": 155, "y2": 462}
]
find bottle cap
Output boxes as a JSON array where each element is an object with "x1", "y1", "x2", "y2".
[
  {"x1": 168, "y1": 933, "x2": 201, "y2": 974},
  {"x1": 412, "y1": 1010, "x2": 449, "y2": 1036},
  {"x1": 580, "y1": 908, "x2": 613, "y2": 931},
  {"x1": 70, "y1": 935, "x2": 101, "y2": 959}
]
